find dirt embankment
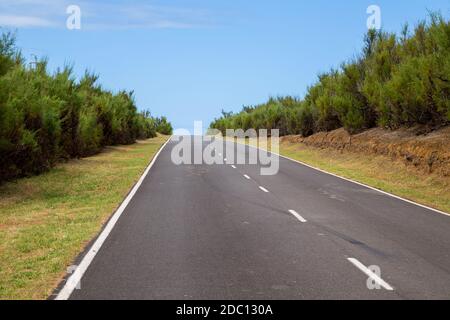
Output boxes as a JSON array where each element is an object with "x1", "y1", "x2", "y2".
[{"x1": 282, "y1": 126, "x2": 450, "y2": 176}]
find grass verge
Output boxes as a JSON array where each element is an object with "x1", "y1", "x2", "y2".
[
  {"x1": 0, "y1": 135, "x2": 168, "y2": 299},
  {"x1": 235, "y1": 137, "x2": 450, "y2": 214}
]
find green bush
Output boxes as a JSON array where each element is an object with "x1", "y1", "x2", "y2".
[
  {"x1": 0, "y1": 32, "x2": 20, "y2": 77},
  {"x1": 0, "y1": 34, "x2": 170, "y2": 182},
  {"x1": 297, "y1": 103, "x2": 317, "y2": 137},
  {"x1": 154, "y1": 116, "x2": 173, "y2": 135}
]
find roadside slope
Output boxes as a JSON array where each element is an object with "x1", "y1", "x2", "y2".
[{"x1": 284, "y1": 126, "x2": 450, "y2": 176}]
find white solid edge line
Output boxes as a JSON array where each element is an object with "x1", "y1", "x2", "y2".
[
  {"x1": 230, "y1": 139, "x2": 450, "y2": 218},
  {"x1": 347, "y1": 258, "x2": 394, "y2": 291},
  {"x1": 259, "y1": 186, "x2": 269, "y2": 193},
  {"x1": 55, "y1": 136, "x2": 172, "y2": 300},
  {"x1": 288, "y1": 210, "x2": 307, "y2": 223},
  {"x1": 243, "y1": 174, "x2": 251, "y2": 180}
]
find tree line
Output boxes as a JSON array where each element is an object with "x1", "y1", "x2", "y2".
[
  {"x1": 210, "y1": 13, "x2": 450, "y2": 137},
  {"x1": 0, "y1": 32, "x2": 172, "y2": 182}
]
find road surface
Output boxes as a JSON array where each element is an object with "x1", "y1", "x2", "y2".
[{"x1": 67, "y1": 137, "x2": 450, "y2": 300}]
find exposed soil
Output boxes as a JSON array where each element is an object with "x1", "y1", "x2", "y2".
[{"x1": 281, "y1": 126, "x2": 450, "y2": 176}]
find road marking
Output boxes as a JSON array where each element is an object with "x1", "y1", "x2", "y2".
[
  {"x1": 259, "y1": 186, "x2": 269, "y2": 193},
  {"x1": 229, "y1": 139, "x2": 450, "y2": 218},
  {"x1": 243, "y1": 174, "x2": 251, "y2": 180},
  {"x1": 288, "y1": 210, "x2": 307, "y2": 223},
  {"x1": 55, "y1": 137, "x2": 172, "y2": 300},
  {"x1": 347, "y1": 258, "x2": 394, "y2": 291},
  {"x1": 231, "y1": 165, "x2": 237, "y2": 169}
]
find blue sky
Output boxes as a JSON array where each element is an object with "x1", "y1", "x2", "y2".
[{"x1": 1, "y1": 0, "x2": 449, "y2": 131}]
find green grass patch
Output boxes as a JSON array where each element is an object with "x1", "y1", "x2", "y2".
[{"x1": 0, "y1": 136, "x2": 168, "y2": 300}]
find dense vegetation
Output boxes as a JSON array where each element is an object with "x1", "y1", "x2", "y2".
[
  {"x1": 211, "y1": 14, "x2": 450, "y2": 136},
  {"x1": 154, "y1": 116, "x2": 174, "y2": 135},
  {"x1": 0, "y1": 32, "x2": 172, "y2": 182}
]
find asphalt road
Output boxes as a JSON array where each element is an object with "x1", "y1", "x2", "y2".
[{"x1": 68, "y1": 137, "x2": 450, "y2": 300}]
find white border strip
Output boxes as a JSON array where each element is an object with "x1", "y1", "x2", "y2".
[
  {"x1": 55, "y1": 137, "x2": 172, "y2": 300},
  {"x1": 232, "y1": 139, "x2": 450, "y2": 218},
  {"x1": 347, "y1": 258, "x2": 394, "y2": 291}
]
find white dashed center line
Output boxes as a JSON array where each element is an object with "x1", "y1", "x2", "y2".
[
  {"x1": 259, "y1": 186, "x2": 269, "y2": 193},
  {"x1": 288, "y1": 210, "x2": 307, "y2": 223},
  {"x1": 347, "y1": 258, "x2": 394, "y2": 291},
  {"x1": 243, "y1": 174, "x2": 251, "y2": 180},
  {"x1": 231, "y1": 165, "x2": 237, "y2": 169}
]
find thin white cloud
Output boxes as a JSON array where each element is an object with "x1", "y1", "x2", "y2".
[
  {"x1": 0, "y1": 14, "x2": 54, "y2": 27},
  {"x1": 81, "y1": 2, "x2": 215, "y2": 30},
  {"x1": 0, "y1": 0, "x2": 215, "y2": 30}
]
